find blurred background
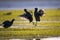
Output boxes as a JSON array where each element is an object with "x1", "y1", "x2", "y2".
[
  {"x1": 0, "y1": 0, "x2": 60, "y2": 40},
  {"x1": 0, "y1": 0, "x2": 60, "y2": 10}
]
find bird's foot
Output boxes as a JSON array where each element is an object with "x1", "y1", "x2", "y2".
[{"x1": 35, "y1": 24, "x2": 37, "y2": 26}]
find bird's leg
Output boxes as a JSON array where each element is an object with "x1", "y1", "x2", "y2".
[
  {"x1": 32, "y1": 22, "x2": 34, "y2": 25},
  {"x1": 35, "y1": 21, "x2": 37, "y2": 26}
]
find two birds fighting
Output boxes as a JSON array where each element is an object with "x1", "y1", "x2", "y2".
[{"x1": 19, "y1": 8, "x2": 45, "y2": 26}]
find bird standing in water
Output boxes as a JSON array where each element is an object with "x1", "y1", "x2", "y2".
[{"x1": 2, "y1": 19, "x2": 15, "y2": 28}]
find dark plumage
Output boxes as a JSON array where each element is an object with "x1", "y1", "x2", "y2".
[
  {"x1": 34, "y1": 8, "x2": 45, "y2": 26},
  {"x1": 3, "y1": 19, "x2": 15, "y2": 28},
  {"x1": 38, "y1": 9, "x2": 44, "y2": 17},
  {"x1": 34, "y1": 8, "x2": 40, "y2": 21},
  {"x1": 19, "y1": 9, "x2": 33, "y2": 23}
]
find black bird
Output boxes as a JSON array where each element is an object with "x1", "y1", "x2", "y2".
[
  {"x1": 2, "y1": 19, "x2": 15, "y2": 28},
  {"x1": 19, "y1": 9, "x2": 33, "y2": 23},
  {"x1": 34, "y1": 8, "x2": 40, "y2": 26},
  {"x1": 34, "y1": 8, "x2": 40, "y2": 21},
  {"x1": 34, "y1": 8, "x2": 45, "y2": 26}
]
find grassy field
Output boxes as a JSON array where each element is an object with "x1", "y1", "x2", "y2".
[
  {"x1": 0, "y1": 9, "x2": 60, "y2": 23},
  {"x1": 0, "y1": 28, "x2": 60, "y2": 39},
  {"x1": 0, "y1": 9, "x2": 60, "y2": 27},
  {"x1": 0, "y1": 9, "x2": 60, "y2": 38}
]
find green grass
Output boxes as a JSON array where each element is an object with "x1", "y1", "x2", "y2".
[
  {"x1": 0, "y1": 9, "x2": 60, "y2": 27},
  {"x1": 0, "y1": 28, "x2": 60, "y2": 38},
  {"x1": 13, "y1": 21, "x2": 60, "y2": 27},
  {"x1": 0, "y1": 9, "x2": 60, "y2": 38},
  {"x1": 0, "y1": 9, "x2": 60, "y2": 23}
]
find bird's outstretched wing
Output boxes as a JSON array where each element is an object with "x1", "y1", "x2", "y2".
[
  {"x1": 19, "y1": 14, "x2": 28, "y2": 19},
  {"x1": 19, "y1": 13, "x2": 33, "y2": 23}
]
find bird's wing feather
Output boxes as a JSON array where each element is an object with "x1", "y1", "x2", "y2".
[{"x1": 3, "y1": 21, "x2": 9, "y2": 24}]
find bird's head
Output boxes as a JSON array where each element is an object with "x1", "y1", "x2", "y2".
[
  {"x1": 35, "y1": 8, "x2": 38, "y2": 11},
  {"x1": 12, "y1": 19, "x2": 15, "y2": 22},
  {"x1": 24, "y1": 9, "x2": 27, "y2": 12}
]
